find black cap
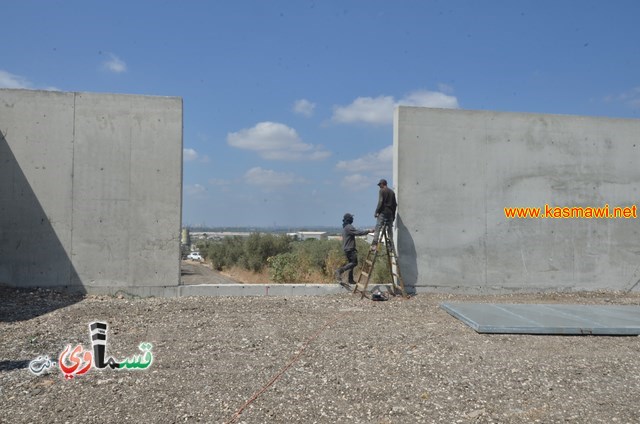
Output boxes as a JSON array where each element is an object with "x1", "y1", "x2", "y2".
[
  {"x1": 377, "y1": 179, "x2": 387, "y2": 186},
  {"x1": 343, "y1": 213, "x2": 354, "y2": 221}
]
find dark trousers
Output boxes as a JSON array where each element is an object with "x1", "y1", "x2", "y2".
[
  {"x1": 337, "y1": 249, "x2": 358, "y2": 283},
  {"x1": 373, "y1": 214, "x2": 394, "y2": 244}
]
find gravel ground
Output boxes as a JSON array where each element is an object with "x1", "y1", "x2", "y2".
[{"x1": 2, "y1": 286, "x2": 640, "y2": 424}]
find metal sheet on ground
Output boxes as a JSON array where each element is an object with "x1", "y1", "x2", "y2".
[{"x1": 440, "y1": 303, "x2": 640, "y2": 335}]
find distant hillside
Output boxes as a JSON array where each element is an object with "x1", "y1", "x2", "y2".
[{"x1": 185, "y1": 225, "x2": 343, "y2": 235}]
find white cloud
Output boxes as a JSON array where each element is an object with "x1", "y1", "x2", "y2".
[
  {"x1": 336, "y1": 145, "x2": 393, "y2": 174},
  {"x1": 332, "y1": 89, "x2": 460, "y2": 125},
  {"x1": 183, "y1": 148, "x2": 198, "y2": 161},
  {"x1": 264, "y1": 149, "x2": 330, "y2": 161},
  {"x1": 0, "y1": 70, "x2": 32, "y2": 89},
  {"x1": 208, "y1": 178, "x2": 232, "y2": 193},
  {"x1": 340, "y1": 174, "x2": 371, "y2": 191},
  {"x1": 400, "y1": 90, "x2": 459, "y2": 109},
  {"x1": 228, "y1": 122, "x2": 300, "y2": 150},
  {"x1": 437, "y1": 83, "x2": 454, "y2": 94},
  {"x1": 184, "y1": 183, "x2": 208, "y2": 199},
  {"x1": 293, "y1": 99, "x2": 316, "y2": 117},
  {"x1": 103, "y1": 53, "x2": 127, "y2": 73},
  {"x1": 227, "y1": 121, "x2": 331, "y2": 161},
  {"x1": 209, "y1": 178, "x2": 231, "y2": 186},
  {"x1": 183, "y1": 148, "x2": 210, "y2": 163},
  {"x1": 606, "y1": 87, "x2": 640, "y2": 109},
  {"x1": 332, "y1": 95, "x2": 395, "y2": 125},
  {"x1": 244, "y1": 167, "x2": 306, "y2": 189},
  {"x1": 0, "y1": 69, "x2": 59, "y2": 91}
]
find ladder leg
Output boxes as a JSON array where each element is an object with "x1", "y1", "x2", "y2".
[
  {"x1": 382, "y1": 226, "x2": 396, "y2": 295},
  {"x1": 354, "y1": 220, "x2": 409, "y2": 299},
  {"x1": 354, "y1": 245, "x2": 376, "y2": 298},
  {"x1": 383, "y1": 220, "x2": 409, "y2": 299}
]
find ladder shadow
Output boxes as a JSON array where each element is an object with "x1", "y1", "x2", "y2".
[{"x1": 396, "y1": 215, "x2": 418, "y2": 295}]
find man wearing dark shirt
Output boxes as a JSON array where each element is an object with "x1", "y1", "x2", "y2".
[
  {"x1": 335, "y1": 213, "x2": 371, "y2": 285},
  {"x1": 371, "y1": 178, "x2": 397, "y2": 250}
]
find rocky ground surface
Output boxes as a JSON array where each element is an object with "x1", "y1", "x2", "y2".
[{"x1": 1, "y1": 286, "x2": 640, "y2": 424}]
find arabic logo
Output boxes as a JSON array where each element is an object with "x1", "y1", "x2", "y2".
[
  {"x1": 28, "y1": 321, "x2": 154, "y2": 379},
  {"x1": 59, "y1": 344, "x2": 93, "y2": 379},
  {"x1": 28, "y1": 355, "x2": 56, "y2": 376}
]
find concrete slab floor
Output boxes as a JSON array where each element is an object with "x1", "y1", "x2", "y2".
[{"x1": 440, "y1": 302, "x2": 640, "y2": 335}]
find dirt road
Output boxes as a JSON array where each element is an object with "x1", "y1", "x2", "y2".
[{"x1": 180, "y1": 260, "x2": 238, "y2": 285}]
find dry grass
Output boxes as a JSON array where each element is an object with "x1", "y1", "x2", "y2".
[
  {"x1": 220, "y1": 266, "x2": 271, "y2": 283},
  {"x1": 220, "y1": 266, "x2": 335, "y2": 284}
]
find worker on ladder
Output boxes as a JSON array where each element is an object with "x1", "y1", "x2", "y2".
[
  {"x1": 352, "y1": 178, "x2": 408, "y2": 299},
  {"x1": 335, "y1": 213, "x2": 373, "y2": 287},
  {"x1": 371, "y1": 178, "x2": 397, "y2": 252}
]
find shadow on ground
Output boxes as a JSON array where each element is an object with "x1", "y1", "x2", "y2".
[{"x1": 0, "y1": 285, "x2": 84, "y2": 323}]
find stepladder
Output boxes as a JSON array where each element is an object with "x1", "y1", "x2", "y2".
[{"x1": 353, "y1": 219, "x2": 409, "y2": 299}]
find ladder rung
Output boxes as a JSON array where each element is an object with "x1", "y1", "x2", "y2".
[{"x1": 365, "y1": 260, "x2": 373, "y2": 265}]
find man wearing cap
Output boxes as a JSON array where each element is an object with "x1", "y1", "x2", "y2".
[
  {"x1": 371, "y1": 179, "x2": 397, "y2": 250},
  {"x1": 335, "y1": 213, "x2": 372, "y2": 286}
]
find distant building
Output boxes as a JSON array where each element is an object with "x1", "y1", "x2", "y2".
[
  {"x1": 188, "y1": 230, "x2": 336, "y2": 242},
  {"x1": 190, "y1": 231, "x2": 254, "y2": 241},
  {"x1": 290, "y1": 231, "x2": 328, "y2": 241},
  {"x1": 366, "y1": 233, "x2": 385, "y2": 245},
  {"x1": 181, "y1": 228, "x2": 190, "y2": 245}
]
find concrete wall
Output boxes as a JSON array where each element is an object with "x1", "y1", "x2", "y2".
[
  {"x1": 0, "y1": 89, "x2": 182, "y2": 295},
  {"x1": 394, "y1": 106, "x2": 640, "y2": 294}
]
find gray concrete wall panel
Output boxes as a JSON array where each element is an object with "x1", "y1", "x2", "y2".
[
  {"x1": 0, "y1": 90, "x2": 76, "y2": 287},
  {"x1": 0, "y1": 89, "x2": 182, "y2": 292},
  {"x1": 127, "y1": 95, "x2": 182, "y2": 287},
  {"x1": 395, "y1": 106, "x2": 640, "y2": 293}
]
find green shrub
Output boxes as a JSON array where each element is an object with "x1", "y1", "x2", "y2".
[
  {"x1": 267, "y1": 252, "x2": 300, "y2": 283},
  {"x1": 372, "y1": 250, "x2": 392, "y2": 284},
  {"x1": 203, "y1": 233, "x2": 292, "y2": 272},
  {"x1": 292, "y1": 239, "x2": 342, "y2": 277},
  {"x1": 204, "y1": 236, "x2": 245, "y2": 270},
  {"x1": 201, "y1": 233, "x2": 395, "y2": 285},
  {"x1": 325, "y1": 248, "x2": 345, "y2": 280},
  {"x1": 242, "y1": 233, "x2": 292, "y2": 272}
]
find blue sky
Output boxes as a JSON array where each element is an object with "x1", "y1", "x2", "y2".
[{"x1": 2, "y1": 1, "x2": 639, "y2": 228}]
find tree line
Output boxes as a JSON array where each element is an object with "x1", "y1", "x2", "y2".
[{"x1": 197, "y1": 233, "x2": 390, "y2": 284}]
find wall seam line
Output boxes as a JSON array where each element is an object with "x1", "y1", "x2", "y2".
[
  {"x1": 484, "y1": 118, "x2": 488, "y2": 287},
  {"x1": 69, "y1": 92, "x2": 76, "y2": 287}
]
